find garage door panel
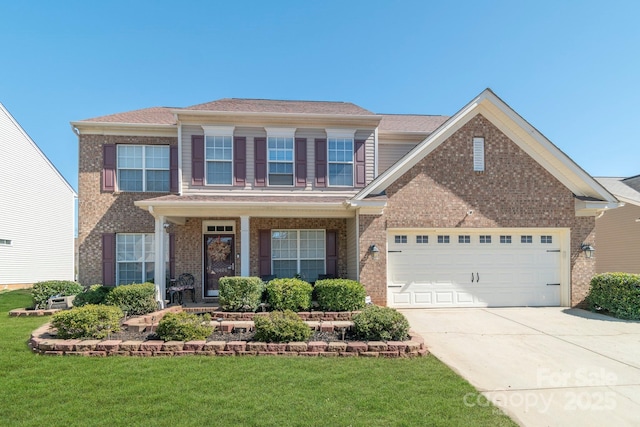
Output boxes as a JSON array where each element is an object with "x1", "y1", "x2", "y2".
[{"x1": 387, "y1": 230, "x2": 563, "y2": 308}]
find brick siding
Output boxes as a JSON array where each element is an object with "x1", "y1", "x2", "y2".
[{"x1": 360, "y1": 114, "x2": 595, "y2": 306}]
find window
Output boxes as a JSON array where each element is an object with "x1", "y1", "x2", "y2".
[
  {"x1": 473, "y1": 137, "x2": 485, "y2": 172},
  {"x1": 541, "y1": 235, "x2": 553, "y2": 244},
  {"x1": 416, "y1": 235, "x2": 428, "y2": 244},
  {"x1": 479, "y1": 235, "x2": 492, "y2": 244},
  {"x1": 0, "y1": 239, "x2": 12, "y2": 246},
  {"x1": 521, "y1": 235, "x2": 533, "y2": 244},
  {"x1": 458, "y1": 235, "x2": 471, "y2": 244},
  {"x1": 271, "y1": 230, "x2": 325, "y2": 281},
  {"x1": 117, "y1": 234, "x2": 152, "y2": 285},
  {"x1": 117, "y1": 145, "x2": 169, "y2": 192},
  {"x1": 268, "y1": 137, "x2": 294, "y2": 185},
  {"x1": 500, "y1": 235, "x2": 512, "y2": 244},
  {"x1": 438, "y1": 235, "x2": 450, "y2": 244},
  {"x1": 395, "y1": 235, "x2": 407, "y2": 244},
  {"x1": 205, "y1": 135, "x2": 232, "y2": 185},
  {"x1": 328, "y1": 138, "x2": 354, "y2": 186}
]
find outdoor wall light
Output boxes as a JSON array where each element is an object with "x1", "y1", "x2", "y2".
[
  {"x1": 369, "y1": 244, "x2": 380, "y2": 260},
  {"x1": 581, "y1": 243, "x2": 595, "y2": 259}
]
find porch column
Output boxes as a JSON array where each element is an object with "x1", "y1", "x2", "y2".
[
  {"x1": 241, "y1": 216, "x2": 250, "y2": 276},
  {"x1": 154, "y1": 215, "x2": 167, "y2": 308}
]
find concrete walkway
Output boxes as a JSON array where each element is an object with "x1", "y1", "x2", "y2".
[{"x1": 400, "y1": 307, "x2": 640, "y2": 427}]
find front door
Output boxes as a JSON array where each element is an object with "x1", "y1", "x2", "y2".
[{"x1": 204, "y1": 235, "x2": 235, "y2": 297}]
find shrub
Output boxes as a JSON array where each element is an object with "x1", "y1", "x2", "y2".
[
  {"x1": 73, "y1": 285, "x2": 112, "y2": 307},
  {"x1": 315, "y1": 279, "x2": 366, "y2": 311},
  {"x1": 265, "y1": 278, "x2": 313, "y2": 311},
  {"x1": 586, "y1": 273, "x2": 640, "y2": 320},
  {"x1": 51, "y1": 304, "x2": 123, "y2": 339},
  {"x1": 219, "y1": 276, "x2": 264, "y2": 312},
  {"x1": 156, "y1": 312, "x2": 214, "y2": 341},
  {"x1": 32, "y1": 280, "x2": 84, "y2": 309},
  {"x1": 254, "y1": 310, "x2": 312, "y2": 342},
  {"x1": 105, "y1": 283, "x2": 157, "y2": 315},
  {"x1": 352, "y1": 306, "x2": 410, "y2": 341}
]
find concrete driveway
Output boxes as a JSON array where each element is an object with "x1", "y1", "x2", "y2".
[{"x1": 400, "y1": 307, "x2": 640, "y2": 427}]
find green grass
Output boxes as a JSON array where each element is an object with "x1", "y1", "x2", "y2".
[{"x1": 0, "y1": 290, "x2": 515, "y2": 426}]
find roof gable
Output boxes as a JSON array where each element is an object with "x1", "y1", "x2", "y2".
[{"x1": 354, "y1": 89, "x2": 618, "y2": 207}]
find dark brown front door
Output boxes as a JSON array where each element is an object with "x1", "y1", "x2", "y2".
[{"x1": 204, "y1": 235, "x2": 235, "y2": 297}]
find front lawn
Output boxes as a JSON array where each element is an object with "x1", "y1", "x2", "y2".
[{"x1": 0, "y1": 290, "x2": 515, "y2": 426}]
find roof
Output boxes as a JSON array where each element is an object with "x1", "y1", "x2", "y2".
[
  {"x1": 80, "y1": 107, "x2": 176, "y2": 124},
  {"x1": 596, "y1": 177, "x2": 640, "y2": 205},
  {"x1": 186, "y1": 98, "x2": 373, "y2": 115},
  {"x1": 377, "y1": 114, "x2": 449, "y2": 133},
  {"x1": 353, "y1": 88, "x2": 619, "y2": 209}
]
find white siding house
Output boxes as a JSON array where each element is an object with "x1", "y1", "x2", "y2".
[{"x1": 0, "y1": 103, "x2": 76, "y2": 286}]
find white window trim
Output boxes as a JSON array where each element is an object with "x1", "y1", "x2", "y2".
[
  {"x1": 117, "y1": 145, "x2": 170, "y2": 192},
  {"x1": 271, "y1": 229, "x2": 326, "y2": 280},
  {"x1": 473, "y1": 137, "x2": 485, "y2": 172},
  {"x1": 327, "y1": 132, "x2": 355, "y2": 187},
  {"x1": 204, "y1": 135, "x2": 234, "y2": 186},
  {"x1": 116, "y1": 233, "x2": 169, "y2": 285},
  {"x1": 202, "y1": 126, "x2": 235, "y2": 137},
  {"x1": 266, "y1": 128, "x2": 296, "y2": 187}
]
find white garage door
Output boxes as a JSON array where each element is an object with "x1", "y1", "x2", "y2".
[{"x1": 387, "y1": 230, "x2": 562, "y2": 308}]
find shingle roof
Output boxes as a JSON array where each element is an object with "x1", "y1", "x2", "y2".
[
  {"x1": 186, "y1": 98, "x2": 374, "y2": 115},
  {"x1": 378, "y1": 114, "x2": 449, "y2": 133},
  {"x1": 81, "y1": 107, "x2": 176, "y2": 124},
  {"x1": 595, "y1": 177, "x2": 640, "y2": 205}
]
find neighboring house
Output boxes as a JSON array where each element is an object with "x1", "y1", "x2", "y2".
[
  {"x1": 72, "y1": 89, "x2": 620, "y2": 308},
  {"x1": 0, "y1": 103, "x2": 77, "y2": 287},
  {"x1": 595, "y1": 176, "x2": 640, "y2": 274}
]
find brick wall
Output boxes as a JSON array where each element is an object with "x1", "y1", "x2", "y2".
[
  {"x1": 77, "y1": 134, "x2": 178, "y2": 285},
  {"x1": 360, "y1": 114, "x2": 595, "y2": 306}
]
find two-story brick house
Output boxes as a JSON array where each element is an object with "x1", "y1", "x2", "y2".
[{"x1": 73, "y1": 89, "x2": 619, "y2": 308}]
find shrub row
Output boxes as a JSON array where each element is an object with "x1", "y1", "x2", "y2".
[
  {"x1": 218, "y1": 276, "x2": 366, "y2": 312},
  {"x1": 52, "y1": 304, "x2": 124, "y2": 339},
  {"x1": 104, "y1": 282, "x2": 157, "y2": 315},
  {"x1": 586, "y1": 273, "x2": 640, "y2": 320}
]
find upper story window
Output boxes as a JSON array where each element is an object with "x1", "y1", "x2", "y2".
[
  {"x1": 117, "y1": 145, "x2": 169, "y2": 192},
  {"x1": 0, "y1": 239, "x2": 12, "y2": 246},
  {"x1": 268, "y1": 137, "x2": 294, "y2": 185},
  {"x1": 266, "y1": 128, "x2": 296, "y2": 186},
  {"x1": 203, "y1": 126, "x2": 235, "y2": 186},
  {"x1": 328, "y1": 138, "x2": 354, "y2": 186},
  {"x1": 473, "y1": 137, "x2": 485, "y2": 172},
  {"x1": 206, "y1": 136, "x2": 233, "y2": 185}
]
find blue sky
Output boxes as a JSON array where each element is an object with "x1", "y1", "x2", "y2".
[{"x1": 1, "y1": 0, "x2": 639, "y2": 192}]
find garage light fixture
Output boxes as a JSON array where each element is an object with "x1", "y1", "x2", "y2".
[
  {"x1": 581, "y1": 243, "x2": 595, "y2": 259},
  {"x1": 369, "y1": 244, "x2": 380, "y2": 260}
]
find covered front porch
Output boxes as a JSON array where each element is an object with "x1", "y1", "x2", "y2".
[{"x1": 134, "y1": 194, "x2": 385, "y2": 307}]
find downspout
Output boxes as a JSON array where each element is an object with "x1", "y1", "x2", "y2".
[
  {"x1": 176, "y1": 116, "x2": 183, "y2": 195},
  {"x1": 373, "y1": 126, "x2": 379, "y2": 178}
]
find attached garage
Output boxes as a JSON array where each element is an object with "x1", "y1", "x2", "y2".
[{"x1": 387, "y1": 229, "x2": 570, "y2": 308}]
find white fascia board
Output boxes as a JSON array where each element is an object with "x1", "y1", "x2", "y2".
[
  {"x1": 71, "y1": 121, "x2": 177, "y2": 137},
  {"x1": 344, "y1": 199, "x2": 386, "y2": 215},
  {"x1": 575, "y1": 199, "x2": 623, "y2": 216}
]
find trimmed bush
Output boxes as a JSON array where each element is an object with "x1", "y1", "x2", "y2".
[
  {"x1": 105, "y1": 283, "x2": 157, "y2": 315},
  {"x1": 352, "y1": 306, "x2": 410, "y2": 341},
  {"x1": 32, "y1": 280, "x2": 84, "y2": 309},
  {"x1": 51, "y1": 304, "x2": 124, "y2": 339},
  {"x1": 219, "y1": 276, "x2": 264, "y2": 312},
  {"x1": 265, "y1": 278, "x2": 313, "y2": 311},
  {"x1": 156, "y1": 312, "x2": 214, "y2": 341},
  {"x1": 586, "y1": 273, "x2": 640, "y2": 320},
  {"x1": 254, "y1": 310, "x2": 312, "y2": 342},
  {"x1": 73, "y1": 285, "x2": 112, "y2": 307},
  {"x1": 315, "y1": 279, "x2": 366, "y2": 311}
]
